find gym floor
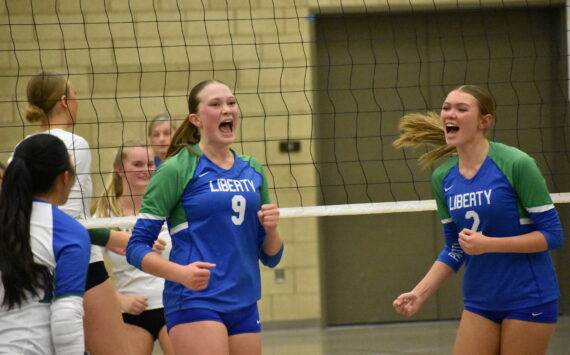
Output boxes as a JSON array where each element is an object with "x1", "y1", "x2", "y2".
[{"x1": 153, "y1": 315, "x2": 569, "y2": 354}]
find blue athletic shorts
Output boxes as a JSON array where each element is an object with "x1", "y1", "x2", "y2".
[
  {"x1": 465, "y1": 300, "x2": 558, "y2": 324},
  {"x1": 165, "y1": 303, "x2": 261, "y2": 335}
]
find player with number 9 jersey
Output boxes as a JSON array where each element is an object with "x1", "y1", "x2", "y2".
[
  {"x1": 127, "y1": 143, "x2": 281, "y2": 314},
  {"x1": 127, "y1": 80, "x2": 283, "y2": 354}
]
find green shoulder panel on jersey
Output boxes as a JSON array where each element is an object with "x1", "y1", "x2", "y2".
[
  {"x1": 488, "y1": 141, "x2": 553, "y2": 212},
  {"x1": 431, "y1": 155, "x2": 458, "y2": 220},
  {"x1": 237, "y1": 153, "x2": 271, "y2": 206},
  {"x1": 140, "y1": 145, "x2": 200, "y2": 227}
]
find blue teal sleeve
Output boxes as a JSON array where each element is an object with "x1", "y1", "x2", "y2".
[
  {"x1": 256, "y1": 222, "x2": 283, "y2": 268},
  {"x1": 259, "y1": 243, "x2": 284, "y2": 268},
  {"x1": 436, "y1": 222, "x2": 465, "y2": 272},
  {"x1": 509, "y1": 150, "x2": 564, "y2": 250},
  {"x1": 127, "y1": 152, "x2": 187, "y2": 270},
  {"x1": 529, "y1": 209, "x2": 564, "y2": 250},
  {"x1": 126, "y1": 217, "x2": 164, "y2": 270},
  {"x1": 52, "y1": 209, "x2": 91, "y2": 297}
]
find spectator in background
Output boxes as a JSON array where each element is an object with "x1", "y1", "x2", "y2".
[
  {"x1": 148, "y1": 115, "x2": 176, "y2": 168},
  {"x1": 92, "y1": 142, "x2": 173, "y2": 355}
]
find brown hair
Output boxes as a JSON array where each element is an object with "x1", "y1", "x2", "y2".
[
  {"x1": 454, "y1": 85, "x2": 495, "y2": 117},
  {"x1": 393, "y1": 85, "x2": 494, "y2": 169},
  {"x1": 166, "y1": 80, "x2": 224, "y2": 158},
  {"x1": 25, "y1": 73, "x2": 69, "y2": 123}
]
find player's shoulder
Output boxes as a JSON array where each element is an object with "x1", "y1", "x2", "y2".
[
  {"x1": 158, "y1": 146, "x2": 201, "y2": 174},
  {"x1": 52, "y1": 205, "x2": 86, "y2": 233},
  {"x1": 47, "y1": 204, "x2": 90, "y2": 248},
  {"x1": 235, "y1": 151, "x2": 263, "y2": 171},
  {"x1": 432, "y1": 155, "x2": 458, "y2": 182},
  {"x1": 490, "y1": 141, "x2": 529, "y2": 159},
  {"x1": 488, "y1": 141, "x2": 534, "y2": 168},
  {"x1": 46, "y1": 128, "x2": 90, "y2": 148}
]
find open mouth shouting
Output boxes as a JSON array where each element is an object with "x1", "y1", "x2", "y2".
[
  {"x1": 219, "y1": 119, "x2": 234, "y2": 134},
  {"x1": 445, "y1": 123, "x2": 459, "y2": 134}
]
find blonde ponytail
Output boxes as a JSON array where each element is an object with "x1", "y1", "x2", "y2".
[{"x1": 393, "y1": 111, "x2": 455, "y2": 169}]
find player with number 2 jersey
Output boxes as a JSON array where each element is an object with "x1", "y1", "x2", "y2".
[
  {"x1": 393, "y1": 85, "x2": 563, "y2": 355},
  {"x1": 433, "y1": 141, "x2": 562, "y2": 310}
]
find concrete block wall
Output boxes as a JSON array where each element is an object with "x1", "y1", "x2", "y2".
[{"x1": 0, "y1": 0, "x2": 558, "y2": 325}]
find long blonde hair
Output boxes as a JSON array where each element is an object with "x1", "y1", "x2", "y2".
[
  {"x1": 393, "y1": 85, "x2": 495, "y2": 169},
  {"x1": 91, "y1": 141, "x2": 149, "y2": 218}
]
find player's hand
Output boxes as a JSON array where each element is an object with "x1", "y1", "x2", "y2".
[
  {"x1": 119, "y1": 294, "x2": 148, "y2": 315},
  {"x1": 458, "y1": 228, "x2": 488, "y2": 255},
  {"x1": 180, "y1": 262, "x2": 216, "y2": 291},
  {"x1": 153, "y1": 237, "x2": 167, "y2": 254},
  {"x1": 393, "y1": 292, "x2": 422, "y2": 316},
  {"x1": 258, "y1": 204, "x2": 280, "y2": 232}
]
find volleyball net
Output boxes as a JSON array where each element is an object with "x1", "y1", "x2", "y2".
[{"x1": 1, "y1": 0, "x2": 570, "y2": 229}]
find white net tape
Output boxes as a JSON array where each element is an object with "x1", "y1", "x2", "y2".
[{"x1": 79, "y1": 192, "x2": 570, "y2": 229}]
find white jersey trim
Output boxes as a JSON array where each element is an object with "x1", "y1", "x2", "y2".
[
  {"x1": 526, "y1": 204, "x2": 554, "y2": 213},
  {"x1": 138, "y1": 213, "x2": 166, "y2": 221},
  {"x1": 170, "y1": 222, "x2": 188, "y2": 235}
]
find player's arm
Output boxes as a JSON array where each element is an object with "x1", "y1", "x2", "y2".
[
  {"x1": 88, "y1": 228, "x2": 130, "y2": 248},
  {"x1": 126, "y1": 160, "x2": 180, "y2": 269},
  {"x1": 51, "y1": 221, "x2": 91, "y2": 354},
  {"x1": 394, "y1": 173, "x2": 464, "y2": 317},
  {"x1": 510, "y1": 155, "x2": 563, "y2": 250},
  {"x1": 128, "y1": 211, "x2": 217, "y2": 290},
  {"x1": 394, "y1": 220, "x2": 460, "y2": 316},
  {"x1": 256, "y1": 164, "x2": 284, "y2": 267},
  {"x1": 258, "y1": 204, "x2": 283, "y2": 256},
  {"x1": 140, "y1": 252, "x2": 216, "y2": 291},
  {"x1": 459, "y1": 155, "x2": 563, "y2": 254},
  {"x1": 459, "y1": 229, "x2": 549, "y2": 254},
  {"x1": 126, "y1": 157, "x2": 217, "y2": 290},
  {"x1": 461, "y1": 209, "x2": 563, "y2": 254},
  {"x1": 393, "y1": 261, "x2": 454, "y2": 317}
]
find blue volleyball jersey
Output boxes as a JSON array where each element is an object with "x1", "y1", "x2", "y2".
[
  {"x1": 127, "y1": 145, "x2": 283, "y2": 315},
  {"x1": 432, "y1": 142, "x2": 563, "y2": 310}
]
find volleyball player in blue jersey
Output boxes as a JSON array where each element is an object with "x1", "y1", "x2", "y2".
[
  {"x1": 0, "y1": 134, "x2": 91, "y2": 354},
  {"x1": 392, "y1": 85, "x2": 563, "y2": 355},
  {"x1": 127, "y1": 80, "x2": 284, "y2": 355}
]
